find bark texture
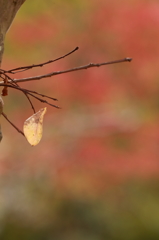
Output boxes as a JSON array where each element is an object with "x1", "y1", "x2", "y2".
[{"x1": 0, "y1": 0, "x2": 26, "y2": 141}]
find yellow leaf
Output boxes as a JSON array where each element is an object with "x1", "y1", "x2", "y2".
[{"x1": 23, "y1": 107, "x2": 47, "y2": 146}]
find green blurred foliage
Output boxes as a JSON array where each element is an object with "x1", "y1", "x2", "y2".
[{"x1": 1, "y1": 179, "x2": 159, "y2": 240}]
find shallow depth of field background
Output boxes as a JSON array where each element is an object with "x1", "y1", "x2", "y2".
[{"x1": 1, "y1": 0, "x2": 159, "y2": 239}]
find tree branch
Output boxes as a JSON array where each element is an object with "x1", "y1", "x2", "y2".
[
  {"x1": 0, "y1": 83, "x2": 60, "y2": 109},
  {"x1": 2, "y1": 112, "x2": 24, "y2": 136},
  {"x1": 6, "y1": 46, "x2": 79, "y2": 74},
  {"x1": 1, "y1": 57, "x2": 132, "y2": 84}
]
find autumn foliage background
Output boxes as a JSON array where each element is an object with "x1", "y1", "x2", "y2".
[{"x1": 1, "y1": 0, "x2": 159, "y2": 239}]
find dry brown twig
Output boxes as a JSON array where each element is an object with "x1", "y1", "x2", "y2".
[{"x1": 1, "y1": 55, "x2": 132, "y2": 84}]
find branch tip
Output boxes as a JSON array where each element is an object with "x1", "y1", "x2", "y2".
[{"x1": 125, "y1": 57, "x2": 132, "y2": 62}]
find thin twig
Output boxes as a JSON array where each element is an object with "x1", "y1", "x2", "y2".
[
  {"x1": 0, "y1": 71, "x2": 15, "y2": 82},
  {"x1": 24, "y1": 93, "x2": 36, "y2": 113},
  {"x1": 0, "y1": 73, "x2": 36, "y2": 112},
  {"x1": 1, "y1": 57, "x2": 132, "y2": 84},
  {"x1": 18, "y1": 88, "x2": 58, "y2": 101},
  {"x1": 25, "y1": 91, "x2": 60, "y2": 109},
  {"x1": 5, "y1": 47, "x2": 79, "y2": 74},
  {"x1": 0, "y1": 84, "x2": 60, "y2": 109},
  {"x1": 2, "y1": 112, "x2": 24, "y2": 136}
]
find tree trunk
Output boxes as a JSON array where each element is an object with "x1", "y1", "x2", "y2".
[{"x1": 0, "y1": 0, "x2": 26, "y2": 141}]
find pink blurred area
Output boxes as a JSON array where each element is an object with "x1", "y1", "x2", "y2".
[{"x1": 1, "y1": 0, "x2": 159, "y2": 194}]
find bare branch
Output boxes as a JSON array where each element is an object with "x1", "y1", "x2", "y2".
[
  {"x1": 2, "y1": 112, "x2": 24, "y2": 136},
  {"x1": 25, "y1": 91, "x2": 60, "y2": 109},
  {"x1": 24, "y1": 93, "x2": 36, "y2": 113},
  {"x1": 0, "y1": 55, "x2": 132, "y2": 140},
  {"x1": 19, "y1": 88, "x2": 58, "y2": 101},
  {"x1": 0, "y1": 84, "x2": 60, "y2": 109},
  {"x1": 5, "y1": 46, "x2": 79, "y2": 74},
  {"x1": 2, "y1": 57, "x2": 132, "y2": 84}
]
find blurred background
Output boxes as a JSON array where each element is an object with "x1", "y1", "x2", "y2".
[{"x1": 1, "y1": 0, "x2": 159, "y2": 239}]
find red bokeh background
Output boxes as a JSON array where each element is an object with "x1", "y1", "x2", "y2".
[{"x1": 1, "y1": 0, "x2": 159, "y2": 195}]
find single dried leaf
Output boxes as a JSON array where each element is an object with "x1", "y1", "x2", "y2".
[{"x1": 23, "y1": 107, "x2": 47, "y2": 146}]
